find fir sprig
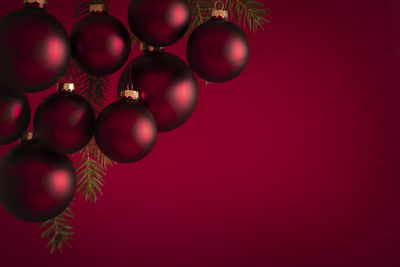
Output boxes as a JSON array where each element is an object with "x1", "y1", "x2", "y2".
[
  {"x1": 187, "y1": 0, "x2": 213, "y2": 34},
  {"x1": 75, "y1": 138, "x2": 116, "y2": 202},
  {"x1": 39, "y1": 205, "x2": 74, "y2": 253},
  {"x1": 228, "y1": 0, "x2": 270, "y2": 32},
  {"x1": 187, "y1": 0, "x2": 269, "y2": 34}
]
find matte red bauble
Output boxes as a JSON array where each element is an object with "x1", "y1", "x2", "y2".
[
  {"x1": 117, "y1": 49, "x2": 198, "y2": 132},
  {"x1": 0, "y1": 3, "x2": 71, "y2": 92},
  {"x1": 128, "y1": 0, "x2": 191, "y2": 47},
  {"x1": 0, "y1": 85, "x2": 31, "y2": 145},
  {"x1": 186, "y1": 10, "x2": 249, "y2": 82},
  {"x1": 0, "y1": 132, "x2": 76, "y2": 222},
  {"x1": 33, "y1": 83, "x2": 96, "y2": 154},
  {"x1": 71, "y1": 4, "x2": 131, "y2": 76},
  {"x1": 95, "y1": 90, "x2": 157, "y2": 163}
]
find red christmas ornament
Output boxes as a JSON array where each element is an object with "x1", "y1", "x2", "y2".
[
  {"x1": 128, "y1": 0, "x2": 191, "y2": 47},
  {"x1": 71, "y1": 3, "x2": 131, "y2": 76},
  {"x1": 0, "y1": 131, "x2": 76, "y2": 222},
  {"x1": 186, "y1": 4, "x2": 249, "y2": 82},
  {"x1": 118, "y1": 46, "x2": 198, "y2": 132},
  {"x1": 0, "y1": 85, "x2": 31, "y2": 145},
  {"x1": 95, "y1": 88, "x2": 157, "y2": 163},
  {"x1": 33, "y1": 83, "x2": 96, "y2": 154},
  {"x1": 0, "y1": 1, "x2": 71, "y2": 92}
]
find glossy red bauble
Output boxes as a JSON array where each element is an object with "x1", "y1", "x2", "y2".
[
  {"x1": 95, "y1": 99, "x2": 157, "y2": 163},
  {"x1": 117, "y1": 51, "x2": 198, "y2": 132},
  {"x1": 0, "y1": 85, "x2": 31, "y2": 145},
  {"x1": 33, "y1": 89, "x2": 96, "y2": 154},
  {"x1": 187, "y1": 18, "x2": 249, "y2": 82},
  {"x1": 71, "y1": 10, "x2": 131, "y2": 76},
  {"x1": 128, "y1": 0, "x2": 191, "y2": 47},
  {"x1": 0, "y1": 6, "x2": 71, "y2": 92},
  {"x1": 0, "y1": 138, "x2": 76, "y2": 222}
]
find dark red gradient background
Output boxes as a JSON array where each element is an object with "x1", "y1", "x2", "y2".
[{"x1": 1, "y1": 0, "x2": 400, "y2": 266}]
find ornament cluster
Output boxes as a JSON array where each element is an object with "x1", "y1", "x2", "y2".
[{"x1": 0, "y1": 0, "x2": 249, "y2": 222}]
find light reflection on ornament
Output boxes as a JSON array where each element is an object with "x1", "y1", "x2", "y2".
[
  {"x1": 108, "y1": 35, "x2": 124, "y2": 57},
  {"x1": 169, "y1": 80, "x2": 193, "y2": 109},
  {"x1": 226, "y1": 38, "x2": 248, "y2": 66},
  {"x1": 10, "y1": 102, "x2": 23, "y2": 121},
  {"x1": 45, "y1": 37, "x2": 65, "y2": 68},
  {"x1": 48, "y1": 169, "x2": 71, "y2": 196},
  {"x1": 168, "y1": 3, "x2": 190, "y2": 28},
  {"x1": 135, "y1": 119, "x2": 156, "y2": 145}
]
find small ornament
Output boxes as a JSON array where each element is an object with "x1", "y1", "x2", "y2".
[
  {"x1": 0, "y1": 131, "x2": 76, "y2": 222},
  {"x1": 0, "y1": 0, "x2": 71, "y2": 92},
  {"x1": 0, "y1": 85, "x2": 31, "y2": 145},
  {"x1": 117, "y1": 44, "x2": 198, "y2": 132},
  {"x1": 70, "y1": 3, "x2": 131, "y2": 76},
  {"x1": 95, "y1": 86, "x2": 157, "y2": 163},
  {"x1": 186, "y1": 1, "x2": 249, "y2": 82},
  {"x1": 128, "y1": 0, "x2": 191, "y2": 47},
  {"x1": 33, "y1": 82, "x2": 96, "y2": 154}
]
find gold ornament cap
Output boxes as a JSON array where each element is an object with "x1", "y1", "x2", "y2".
[
  {"x1": 57, "y1": 82, "x2": 75, "y2": 92},
  {"x1": 89, "y1": 3, "x2": 107, "y2": 13},
  {"x1": 23, "y1": 0, "x2": 48, "y2": 8},
  {"x1": 21, "y1": 131, "x2": 37, "y2": 142},
  {"x1": 139, "y1": 43, "x2": 163, "y2": 54},
  {"x1": 211, "y1": 1, "x2": 228, "y2": 19},
  {"x1": 120, "y1": 82, "x2": 140, "y2": 101}
]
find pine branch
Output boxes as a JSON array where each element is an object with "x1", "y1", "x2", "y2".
[
  {"x1": 187, "y1": 0, "x2": 213, "y2": 34},
  {"x1": 75, "y1": 138, "x2": 116, "y2": 203},
  {"x1": 39, "y1": 204, "x2": 74, "y2": 253},
  {"x1": 228, "y1": 0, "x2": 270, "y2": 32}
]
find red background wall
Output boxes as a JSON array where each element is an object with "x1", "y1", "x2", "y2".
[{"x1": 1, "y1": 0, "x2": 400, "y2": 266}]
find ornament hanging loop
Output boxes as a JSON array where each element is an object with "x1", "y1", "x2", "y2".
[
  {"x1": 121, "y1": 78, "x2": 140, "y2": 101},
  {"x1": 214, "y1": 0, "x2": 225, "y2": 10},
  {"x1": 127, "y1": 81, "x2": 134, "y2": 91}
]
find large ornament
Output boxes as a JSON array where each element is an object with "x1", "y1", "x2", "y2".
[
  {"x1": 33, "y1": 83, "x2": 96, "y2": 154},
  {"x1": 186, "y1": 3, "x2": 249, "y2": 82},
  {"x1": 71, "y1": 3, "x2": 131, "y2": 76},
  {"x1": 0, "y1": 131, "x2": 76, "y2": 222},
  {"x1": 0, "y1": 85, "x2": 31, "y2": 145},
  {"x1": 95, "y1": 88, "x2": 157, "y2": 163},
  {"x1": 0, "y1": 0, "x2": 71, "y2": 92},
  {"x1": 118, "y1": 46, "x2": 198, "y2": 132},
  {"x1": 128, "y1": 0, "x2": 191, "y2": 47}
]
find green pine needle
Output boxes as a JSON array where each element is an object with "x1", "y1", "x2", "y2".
[{"x1": 39, "y1": 204, "x2": 74, "y2": 253}]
